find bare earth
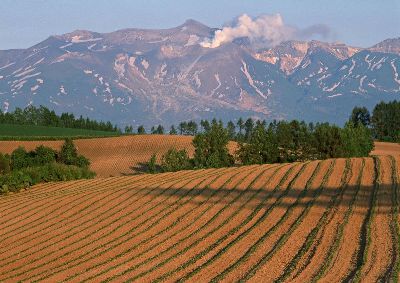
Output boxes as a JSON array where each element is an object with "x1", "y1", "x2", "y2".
[
  {"x1": 0, "y1": 137, "x2": 399, "y2": 282},
  {"x1": 0, "y1": 135, "x2": 238, "y2": 177}
]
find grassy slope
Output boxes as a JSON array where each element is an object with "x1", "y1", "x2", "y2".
[{"x1": 0, "y1": 124, "x2": 119, "y2": 140}]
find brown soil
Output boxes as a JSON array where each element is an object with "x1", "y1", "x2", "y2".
[
  {"x1": 360, "y1": 156, "x2": 394, "y2": 281},
  {"x1": 319, "y1": 158, "x2": 374, "y2": 282},
  {"x1": 371, "y1": 142, "x2": 400, "y2": 156},
  {"x1": 0, "y1": 157, "x2": 399, "y2": 282},
  {"x1": 0, "y1": 135, "x2": 238, "y2": 177}
]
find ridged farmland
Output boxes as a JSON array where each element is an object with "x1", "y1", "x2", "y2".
[
  {"x1": 0, "y1": 135, "x2": 237, "y2": 177},
  {"x1": 0, "y1": 155, "x2": 399, "y2": 282}
]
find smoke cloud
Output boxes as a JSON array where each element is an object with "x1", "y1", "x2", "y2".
[{"x1": 201, "y1": 14, "x2": 331, "y2": 48}]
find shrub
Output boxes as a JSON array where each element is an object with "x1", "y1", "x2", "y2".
[
  {"x1": 147, "y1": 154, "x2": 158, "y2": 173},
  {"x1": 58, "y1": 138, "x2": 90, "y2": 168},
  {"x1": 0, "y1": 153, "x2": 11, "y2": 175},
  {"x1": 34, "y1": 145, "x2": 57, "y2": 166},
  {"x1": 58, "y1": 138, "x2": 78, "y2": 165},
  {"x1": 10, "y1": 146, "x2": 30, "y2": 170},
  {"x1": 0, "y1": 163, "x2": 95, "y2": 194},
  {"x1": 161, "y1": 149, "x2": 192, "y2": 172}
]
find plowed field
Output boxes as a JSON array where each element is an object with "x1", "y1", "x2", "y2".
[
  {"x1": 0, "y1": 156, "x2": 399, "y2": 282},
  {"x1": 0, "y1": 135, "x2": 237, "y2": 177}
]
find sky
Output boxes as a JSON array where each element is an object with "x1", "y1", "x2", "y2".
[{"x1": 1, "y1": 0, "x2": 399, "y2": 50}]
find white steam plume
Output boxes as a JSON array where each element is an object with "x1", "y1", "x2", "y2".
[{"x1": 201, "y1": 14, "x2": 331, "y2": 48}]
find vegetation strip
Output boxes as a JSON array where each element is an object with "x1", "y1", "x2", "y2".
[
  {"x1": 310, "y1": 159, "x2": 365, "y2": 281},
  {"x1": 121, "y1": 162, "x2": 306, "y2": 282},
  {"x1": 0, "y1": 171, "x2": 196, "y2": 265},
  {"x1": 63, "y1": 164, "x2": 281, "y2": 282},
  {"x1": 0, "y1": 168, "x2": 218, "y2": 277},
  {"x1": 235, "y1": 160, "x2": 335, "y2": 282},
  {"x1": 17, "y1": 166, "x2": 242, "y2": 281},
  {"x1": 344, "y1": 157, "x2": 378, "y2": 282},
  {"x1": 275, "y1": 159, "x2": 352, "y2": 282}
]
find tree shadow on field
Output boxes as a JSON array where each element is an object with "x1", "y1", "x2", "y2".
[
  {"x1": 135, "y1": 182, "x2": 396, "y2": 215},
  {"x1": 120, "y1": 162, "x2": 161, "y2": 175}
]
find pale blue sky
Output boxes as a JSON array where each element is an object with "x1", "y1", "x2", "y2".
[{"x1": 1, "y1": 0, "x2": 399, "y2": 50}]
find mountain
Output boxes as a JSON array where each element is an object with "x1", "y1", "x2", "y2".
[{"x1": 0, "y1": 20, "x2": 399, "y2": 127}]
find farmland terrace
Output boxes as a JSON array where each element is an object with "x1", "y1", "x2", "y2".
[{"x1": 0, "y1": 155, "x2": 399, "y2": 282}]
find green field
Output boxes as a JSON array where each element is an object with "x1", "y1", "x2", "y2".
[{"x1": 0, "y1": 124, "x2": 120, "y2": 140}]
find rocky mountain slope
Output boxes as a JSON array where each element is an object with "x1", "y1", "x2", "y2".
[{"x1": 0, "y1": 20, "x2": 399, "y2": 126}]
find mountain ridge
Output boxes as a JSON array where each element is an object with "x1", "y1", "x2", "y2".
[{"x1": 0, "y1": 20, "x2": 399, "y2": 126}]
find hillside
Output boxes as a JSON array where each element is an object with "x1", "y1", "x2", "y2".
[
  {"x1": 0, "y1": 124, "x2": 118, "y2": 140},
  {"x1": 0, "y1": 20, "x2": 399, "y2": 126},
  {"x1": 0, "y1": 136, "x2": 397, "y2": 177},
  {"x1": 0, "y1": 135, "x2": 238, "y2": 177},
  {"x1": 0, "y1": 155, "x2": 399, "y2": 281}
]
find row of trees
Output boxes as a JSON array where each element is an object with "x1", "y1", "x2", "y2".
[
  {"x1": 132, "y1": 100, "x2": 400, "y2": 144},
  {"x1": 147, "y1": 116, "x2": 374, "y2": 173},
  {"x1": 0, "y1": 105, "x2": 120, "y2": 132}
]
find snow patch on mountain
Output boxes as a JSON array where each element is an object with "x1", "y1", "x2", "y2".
[
  {"x1": 323, "y1": 82, "x2": 340, "y2": 92},
  {"x1": 359, "y1": 75, "x2": 367, "y2": 93},
  {"x1": 31, "y1": 85, "x2": 40, "y2": 92},
  {"x1": 185, "y1": 35, "x2": 200, "y2": 47},
  {"x1": 241, "y1": 60, "x2": 268, "y2": 99},
  {"x1": 141, "y1": 59, "x2": 149, "y2": 70},
  {"x1": 0, "y1": 62, "x2": 15, "y2": 71},
  {"x1": 59, "y1": 85, "x2": 67, "y2": 95},
  {"x1": 71, "y1": 36, "x2": 102, "y2": 43},
  {"x1": 327, "y1": 93, "x2": 343, "y2": 98},
  {"x1": 60, "y1": 43, "x2": 73, "y2": 49},
  {"x1": 391, "y1": 60, "x2": 400, "y2": 87},
  {"x1": 211, "y1": 73, "x2": 222, "y2": 96},
  {"x1": 14, "y1": 67, "x2": 36, "y2": 78}
]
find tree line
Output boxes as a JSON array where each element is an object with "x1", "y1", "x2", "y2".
[
  {"x1": 133, "y1": 100, "x2": 400, "y2": 144},
  {"x1": 0, "y1": 105, "x2": 120, "y2": 133},
  {"x1": 143, "y1": 99, "x2": 400, "y2": 173}
]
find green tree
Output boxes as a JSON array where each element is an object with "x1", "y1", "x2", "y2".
[
  {"x1": 147, "y1": 153, "x2": 157, "y2": 173},
  {"x1": 137, "y1": 125, "x2": 146, "y2": 134},
  {"x1": 350, "y1": 106, "x2": 371, "y2": 127},
  {"x1": 11, "y1": 147, "x2": 30, "y2": 170},
  {"x1": 156, "y1": 125, "x2": 164, "y2": 134},
  {"x1": 178, "y1": 122, "x2": 188, "y2": 135},
  {"x1": 193, "y1": 120, "x2": 234, "y2": 168},
  {"x1": 161, "y1": 149, "x2": 192, "y2": 172},
  {"x1": 226, "y1": 121, "x2": 236, "y2": 140},
  {"x1": 200, "y1": 120, "x2": 210, "y2": 132},
  {"x1": 34, "y1": 145, "x2": 57, "y2": 166},
  {"x1": 244, "y1": 118, "x2": 254, "y2": 141},
  {"x1": 169, "y1": 125, "x2": 177, "y2": 135},
  {"x1": 341, "y1": 122, "x2": 374, "y2": 157},
  {"x1": 0, "y1": 153, "x2": 11, "y2": 175},
  {"x1": 237, "y1": 122, "x2": 279, "y2": 164},
  {"x1": 58, "y1": 138, "x2": 79, "y2": 166},
  {"x1": 371, "y1": 100, "x2": 400, "y2": 141},
  {"x1": 124, "y1": 125, "x2": 133, "y2": 134}
]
